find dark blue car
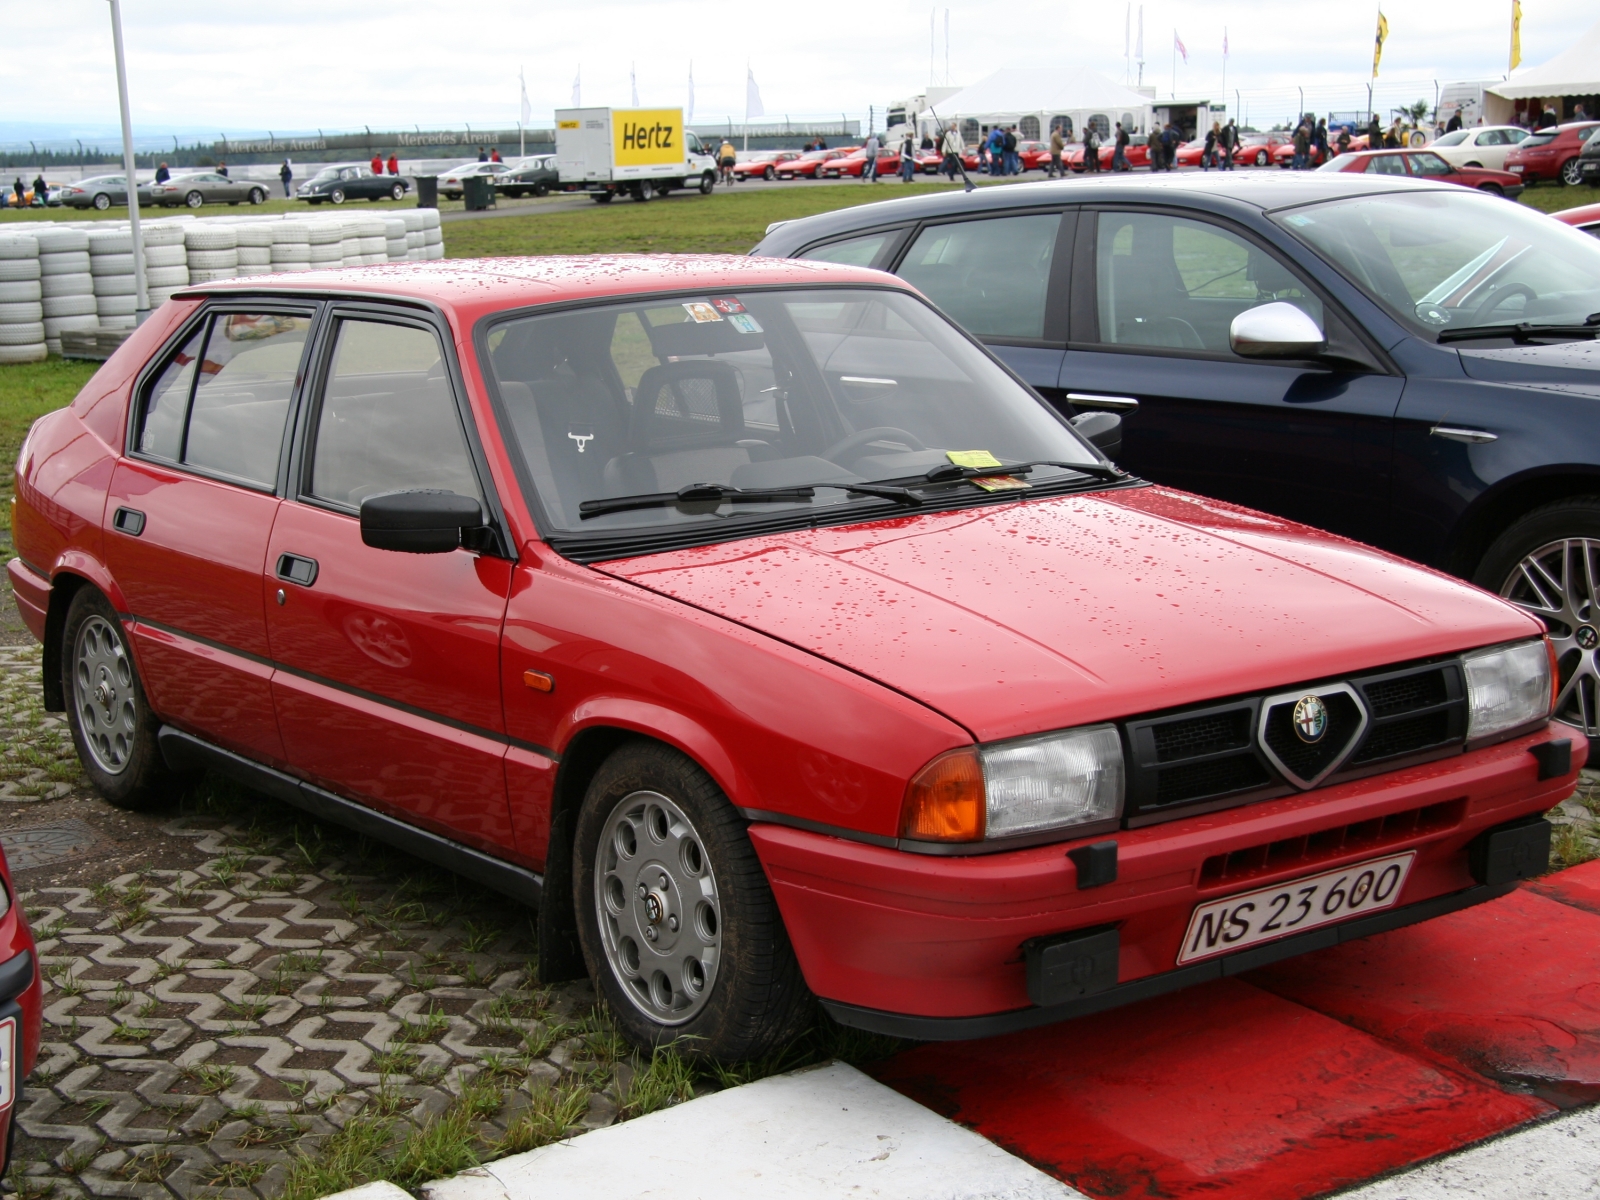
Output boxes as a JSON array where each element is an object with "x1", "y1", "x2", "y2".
[{"x1": 753, "y1": 173, "x2": 1600, "y2": 746}]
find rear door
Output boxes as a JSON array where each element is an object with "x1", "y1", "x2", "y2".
[
  {"x1": 264, "y1": 306, "x2": 516, "y2": 851},
  {"x1": 106, "y1": 304, "x2": 315, "y2": 763},
  {"x1": 1060, "y1": 206, "x2": 1403, "y2": 545}
]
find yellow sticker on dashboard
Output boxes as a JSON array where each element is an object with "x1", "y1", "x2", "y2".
[{"x1": 947, "y1": 450, "x2": 1003, "y2": 469}]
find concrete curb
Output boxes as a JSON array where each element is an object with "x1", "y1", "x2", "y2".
[{"x1": 415, "y1": 1060, "x2": 1082, "y2": 1200}]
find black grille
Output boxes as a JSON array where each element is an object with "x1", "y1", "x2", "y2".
[
  {"x1": 1363, "y1": 671, "x2": 1448, "y2": 719},
  {"x1": 1261, "y1": 691, "x2": 1365, "y2": 783},
  {"x1": 1155, "y1": 755, "x2": 1273, "y2": 806},
  {"x1": 1349, "y1": 664, "x2": 1466, "y2": 767},
  {"x1": 1151, "y1": 710, "x2": 1253, "y2": 763}
]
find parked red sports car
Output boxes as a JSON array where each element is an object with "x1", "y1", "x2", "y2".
[
  {"x1": 1272, "y1": 140, "x2": 1329, "y2": 168},
  {"x1": 775, "y1": 148, "x2": 856, "y2": 180},
  {"x1": 1232, "y1": 132, "x2": 1291, "y2": 166},
  {"x1": 1317, "y1": 148, "x2": 1524, "y2": 196},
  {"x1": 1555, "y1": 201, "x2": 1600, "y2": 237},
  {"x1": 914, "y1": 148, "x2": 981, "y2": 174},
  {"x1": 1015, "y1": 140, "x2": 1053, "y2": 170},
  {"x1": 1504, "y1": 122, "x2": 1600, "y2": 187},
  {"x1": 819, "y1": 147, "x2": 901, "y2": 178},
  {"x1": 1067, "y1": 136, "x2": 1151, "y2": 171},
  {"x1": 10, "y1": 255, "x2": 1576, "y2": 1058},
  {"x1": 732, "y1": 152, "x2": 801, "y2": 181}
]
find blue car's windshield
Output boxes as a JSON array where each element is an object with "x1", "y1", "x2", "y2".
[{"x1": 1276, "y1": 189, "x2": 1600, "y2": 335}]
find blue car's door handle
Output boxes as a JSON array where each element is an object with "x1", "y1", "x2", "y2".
[{"x1": 1430, "y1": 425, "x2": 1498, "y2": 444}]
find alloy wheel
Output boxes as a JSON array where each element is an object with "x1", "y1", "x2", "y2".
[
  {"x1": 73, "y1": 614, "x2": 137, "y2": 775},
  {"x1": 186, "y1": 191, "x2": 203, "y2": 208},
  {"x1": 1499, "y1": 538, "x2": 1600, "y2": 736},
  {"x1": 594, "y1": 789, "x2": 721, "y2": 1026},
  {"x1": 1561, "y1": 158, "x2": 1583, "y2": 186}
]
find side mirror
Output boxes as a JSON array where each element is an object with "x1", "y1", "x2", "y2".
[
  {"x1": 1229, "y1": 301, "x2": 1328, "y2": 359},
  {"x1": 1070, "y1": 411, "x2": 1122, "y2": 460},
  {"x1": 360, "y1": 489, "x2": 483, "y2": 554}
]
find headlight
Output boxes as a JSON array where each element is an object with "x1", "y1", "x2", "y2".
[
  {"x1": 1464, "y1": 639, "x2": 1552, "y2": 741},
  {"x1": 902, "y1": 724, "x2": 1124, "y2": 843}
]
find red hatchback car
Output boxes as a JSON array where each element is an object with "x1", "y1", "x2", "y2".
[
  {"x1": 9, "y1": 256, "x2": 1579, "y2": 1056},
  {"x1": 0, "y1": 849, "x2": 40, "y2": 1173},
  {"x1": 1504, "y1": 121, "x2": 1600, "y2": 187},
  {"x1": 1317, "y1": 148, "x2": 1525, "y2": 197}
]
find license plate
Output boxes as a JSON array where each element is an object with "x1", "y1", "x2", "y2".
[
  {"x1": 1177, "y1": 852, "x2": 1414, "y2": 965},
  {"x1": 1510, "y1": 165, "x2": 1524, "y2": 172}
]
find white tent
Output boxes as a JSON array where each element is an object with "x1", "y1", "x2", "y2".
[
  {"x1": 923, "y1": 68, "x2": 1156, "y2": 145},
  {"x1": 1489, "y1": 18, "x2": 1600, "y2": 100}
]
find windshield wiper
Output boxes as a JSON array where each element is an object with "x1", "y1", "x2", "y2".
[
  {"x1": 909, "y1": 460, "x2": 1129, "y2": 485},
  {"x1": 578, "y1": 480, "x2": 923, "y2": 520},
  {"x1": 1438, "y1": 313, "x2": 1600, "y2": 344}
]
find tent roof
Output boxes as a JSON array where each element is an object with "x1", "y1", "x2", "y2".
[
  {"x1": 934, "y1": 68, "x2": 1154, "y2": 117},
  {"x1": 1489, "y1": 18, "x2": 1600, "y2": 99}
]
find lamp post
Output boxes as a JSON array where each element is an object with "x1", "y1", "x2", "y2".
[{"x1": 108, "y1": 0, "x2": 148, "y2": 323}]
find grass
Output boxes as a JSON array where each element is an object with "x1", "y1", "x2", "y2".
[
  {"x1": 0, "y1": 194, "x2": 424, "y2": 224},
  {"x1": 0, "y1": 358, "x2": 99, "y2": 506},
  {"x1": 1516, "y1": 183, "x2": 1600, "y2": 215}
]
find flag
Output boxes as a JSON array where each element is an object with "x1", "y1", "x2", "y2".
[
  {"x1": 746, "y1": 67, "x2": 764, "y2": 120},
  {"x1": 1174, "y1": 30, "x2": 1187, "y2": 63},
  {"x1": 519, "y1": 68, "x2": 531, "y2": 127},
  {"x1": 1136, "y1": 5, "x2": 1144, "y2": 60},
  {"x1": 1223, "y1": 28, "x2": 1229, "y2": 58},
  {"x1": 571, "y1": 68, "x2": 581, "y2": 107},
  {"x1": 1510, "y1": 0, "x2": 1522, "y2": 71},
  {"x1": 631, "y1": 63, "x2": 639, "y2": 107},
  {"x1": 687, "y1": 61, "x2": 695, "y2": 124},
  {"x1": 1124, "y1": 4, "x2": 1130, "y2": 60},
  {"x1": 1372, "y1": 11, "x2": 1388, "y2": 79}
]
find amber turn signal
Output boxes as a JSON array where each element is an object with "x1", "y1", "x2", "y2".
[
  {"x1": 901, "y1": 748, "x2": 985, "y2": 842},
  {"x1": 522, "y1": 669, "x2": 554, "y2": 693}
]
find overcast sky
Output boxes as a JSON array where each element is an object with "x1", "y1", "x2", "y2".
[{"x1": 5, "y1": 0, "x2": 1595, "y2": 137}]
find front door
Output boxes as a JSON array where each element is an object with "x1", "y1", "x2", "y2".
[
  {"x1": 265, "y1": 310, "x2": 515, "y2": 850},
  {"x1": 106, "y1": 305, "x2": 314, "y2": 763},
  {"x1": 1061, "y1": 208, "x2": 1403, "y2": 546}
]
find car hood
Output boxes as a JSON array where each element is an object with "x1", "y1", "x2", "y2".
[
  {"x1": 1459, "y1": 340, "x2": 1600, "y2": 395},
  {"x1": 599, "y1": 486, "x2": 1539, "y2": 743}
]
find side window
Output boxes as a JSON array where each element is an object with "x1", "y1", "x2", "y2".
[
  {"x1": 308, "y1": 319, "x2": 482, "y2": 509},
  {"x1": 1365, "y1": 155, "x2": 1406, "y2": 175},
  {"x1": 1409, "y1": 153, "x2": 1453, "y2": 176},
  {"x1": 1093, "y1": 211, "x2": 1322, "y2": 354},
  {"x1": 135, "y1": 312, "x2": 309, "y2": 488},
  {"x1": 799, "y1": 232, "x2": 893, "y2": 268},
  {"x1": 896, "y1": 214, "x2": 1060, "y2": 339}
]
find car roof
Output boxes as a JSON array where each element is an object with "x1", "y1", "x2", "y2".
[
  {"x1": 754, "y1": 172, "x2": 1467, "y2": 250},
  {"x1": 177, "y1": 254, "x2": 907, "y2": 318}
]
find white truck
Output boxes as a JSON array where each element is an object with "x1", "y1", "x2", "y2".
[{"x1": 555, "y1": 107, "x2": 718, "y2": 202}]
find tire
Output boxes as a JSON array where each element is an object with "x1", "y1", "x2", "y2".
[
  {"x1": 93, "y1": 194, "x2": 111, "y2": 211},
  {"x1": 0, "y1": 322, "x2": 45, "y2": 346},
  {"x1": 764, "y1": 166, "x2": 776, "y2": 181},
  {"x1": 0, "y1": 280, "x2": 41, "y2": 302},
  {"x1": 1465, "y1": 161, "x2": 1483, "y2": 168},
  {"x1": 534, "y1": 183, "x2": 549, "y2": 197},
  {"x1": 1561, "y1": 158, "x2": 1584, "y2": 187},
  {"x1": 1255, "y1": 150, "x2": 1269, "y2": 166},
  {"x1": 573, "y1": 740, "x2": 812, "y2": 1060},
  {"x1": 633, "y1": 182, "x2": 654, "y2": 202},
  {"x1": 592, "y1": 192, "x2": 613, "y2": 204},
  {"x1": 330, "y1": 188, "x2": 346, "y2": 205},
  {"x1": 0, "y1": 344, "x2": 46, "y2": 364},
  {"x1": 700, "y1": 172, "x2": 716, "y2": 195},
  {"x1": 248, "y1": 188, "x2": 266, "y2": 205},
  {"x1": 1479, "y1": 183, "x2": 1505, "y2": 196},
  {"x1": 390, "y1": 183, "x2": 405, "y2": 201},
  {"x1": 61, "y1": 587, "x2": 183, "y2": 812},
  {"x1": 1474, "y1": 497, "x2": 1600, "y2": 752},
  {"x1": 182, "y1": 191, "x2": 202, "y2": 209}
]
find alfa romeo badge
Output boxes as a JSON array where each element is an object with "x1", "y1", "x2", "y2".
[{"x1": 1293, "y1": 694, "x2": 1328, "y2": 743}]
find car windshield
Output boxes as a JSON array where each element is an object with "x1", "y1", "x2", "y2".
[
  {"x1": 1275, "y1": 189, "x2": 1600, "y2": 335},
  {"x1": 483, "y1": 287, "x2": 1107, "y2": 542}
]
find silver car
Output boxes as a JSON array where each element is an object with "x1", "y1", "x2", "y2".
[{"x1": 147, "y1": 171, "x2": 267, "y2": 208}]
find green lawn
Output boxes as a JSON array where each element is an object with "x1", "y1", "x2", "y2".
[
  {"x1": 0, "y1": 358, "x2": 98, "y2": 506},
  {"x1": 0, "y1": 193, "x2": 433, "y2": 224},
  {"x1": 1515, "y1": 183, "x2": 1600, "y2": 215}
]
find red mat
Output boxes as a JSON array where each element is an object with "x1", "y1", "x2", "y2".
[{"x1": 871, "y1": 865, "x2": 1600, "y2": 1199}]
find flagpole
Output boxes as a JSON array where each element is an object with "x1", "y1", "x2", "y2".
[
  {"x1": 1172, "y1": 31, "x2": 1176, "y2": 101},
  {"x1": 1221, "y1": 29, "x2": 1227, "y2": 114}
]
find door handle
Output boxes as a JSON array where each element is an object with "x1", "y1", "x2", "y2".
[
  {"x1": 111, "y1": 507, "x2": 145, "y2": 536},
  {"x1": 275, "y1": 553, "x2": 319, "y2": 587},
  {"x1": 1430, "y1": 425, "x2": 1498, "y2": 444},
  {"x1": 1066, "y1": 393, "x2": 1141, "y2": 411}
]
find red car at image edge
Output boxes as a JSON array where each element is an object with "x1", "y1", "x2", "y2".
[
  {"x1": 7, "y1": 254, "x2": 1579, "y2": 1057},
  {"x1": 1555, "y1": 202, "x2": 1600, "y2": 236},
  {"x1": 0, "y1": 850, "x2": 41, "y2": 1173},
  {"x1": 1504, "y1": 121, "x2": 1600, "y2": 186}
]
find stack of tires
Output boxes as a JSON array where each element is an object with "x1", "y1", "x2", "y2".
[
  {"x1": 88, "y1": 227, "x2": 140, "y2": 331},
  {"x1": 400, "y1": 210, "x2": 427, "y2": 260},
  {"x1": 337, "y1": 219, "x2": 364, "y2": 267},
  {"x1": 0, "y1": 234, "x2": 47, "y2": 364},
  {"x1": 307, "y1": 220, "x2": 343, "y2": 269},
  {"x1": 356, "y1": 217, "x2": 387, "y2": 264},
  {"x1": 143, "y1": 223, "x2": 190, "y2": 308},
  {"x1": 422, "y1": 208, "x2": 444, "y2": 260},
  {"x1": 383, "y1": 217, "x2": 408, "y2": 262},
  {"x1": 270, "y1": 222, "x2": 312, "y2": 272},
  {"x1": 185, "y1": 224, "x2": 237, "y2": 283},
  {"x1": 235, "y1": 223, "x2": 275, "y2": 276}
]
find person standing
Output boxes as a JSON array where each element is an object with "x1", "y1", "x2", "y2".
[
  {"x1": 490, "y1": 148, "x2": 502, "y2": 163},
  {"x1": 1313, "y1": 118, "x2": 1329, "y2": 165},
  {"x1": 1201, "y1": 121, "x2": 1218, "y2": 170},
  {"x1": 1084, "y1": 124, "x2": 1101, "y2": 173},
  {"x1": 11, "y1": 178, "x2": 23, "y2": 207},
  {"x1": 717, "y1": 138, "x2": 737, "y2": 185},
  {"x1": 862, "y1": 131, "x2": 880, "y2": 182},
  {"x1": 216, "y1": 161, "x2": 229, "y2": 177},
  {"x1": 1218, "y1": 119, "x2": 1236, "y2": 169},
  {"x1": 940, "y1": 124, "x2": 962, "y2": 180},
  {"x1": 1367, "y1": 114, "x2": 1383, "y2": 146},
  {"x1": 900, "y1": 129, "x2": 916, "y2": 182},
  {"x1": 154, "y1": 161, "x2": 171, "y2": 184},
  {"x1": 1048, "y1": 125, "x2": 1065, "y2": 177},
  {"x1": 1535, "y1": 103, "x2": 1558, "y2": 130},
  {"x1": 371, "y1": 152, "x2": 383, "y2": 174},
  {"x1": 1002, "y1": 125, "x2": 1018, "y2": 174},
  {"x1": 31, "y1": 173, "x2": 47, "y2": 206},
  {"x1": 477, "y1": 146, "x2": 489, "y2": 162},
  {"x1": 280, "y1": 159, "x2": 293, "y2": 197},
  {"x1": 1292, "y1": 120, "x2": 1310, "y2": 170},
  {"x1": 1147, "y1": 126, "x2": 1163, "y2": 171},
  {"x1": 387, "y1": 154, "x2": 399, "y2": 176},
  {"x1": 1446, "y1": 107, "x2": 1463, "y2": 132},
  {"x1": 1112, "y1": 122, "x2": 1130, "y2": 171}
]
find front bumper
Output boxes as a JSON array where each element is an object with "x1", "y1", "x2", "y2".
[{"x1": 751, "y1": 725, "x2": 1581, "y2": 1033}]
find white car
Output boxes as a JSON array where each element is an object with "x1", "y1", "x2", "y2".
[
  {"x1": 1428, "y1": 125, "x2": 1531, "y2": 172},
  {"x1": 436, "y1": 160, "x2": 514, "y2": 199}
]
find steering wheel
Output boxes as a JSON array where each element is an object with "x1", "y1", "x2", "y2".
[
  {"x1": 1471, "y1": 283, "x2": 1538, "y2": 324},
  {"x1": 823, "y1": 427, "x2": 928, "y2": 463}
]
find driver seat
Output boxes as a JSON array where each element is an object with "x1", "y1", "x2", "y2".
[{"x1": 605, "y1": 360, "x2": 753, "y2": 493}]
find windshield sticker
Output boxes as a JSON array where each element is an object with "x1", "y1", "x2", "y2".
[
  {"x1": 971, "y1": 476, "x2": 1031, "y2": 493},
  {"x1": 683, "y1": 302, "x2": 723, "y2": 323},
  {"x1": 947, "y1": 450, "x2": 1003, "y2": 469},
  {"x1": 709, "y1": 297, "x2": 747, "y2": 314},
  {"x1": 726, "y1": 313, "x2": 763, "y2": 334}
]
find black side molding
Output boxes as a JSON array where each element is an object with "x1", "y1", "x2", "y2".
[
  {"x1": 0, "y1": 952, "x2": 34, "y2": 1005},
  {"x1": 1469, "y1": 814, "x2": 1551, "y2": 887},
  {"x1": 158, "y1": 727, "x2": 542, "y2": 907},
  {"x1": 1530, "y1": 739, "x2": 1572, "y2": 781},
  {"x1": 821, "y1": 878, "x2": 1514, "y2": 1041}
]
